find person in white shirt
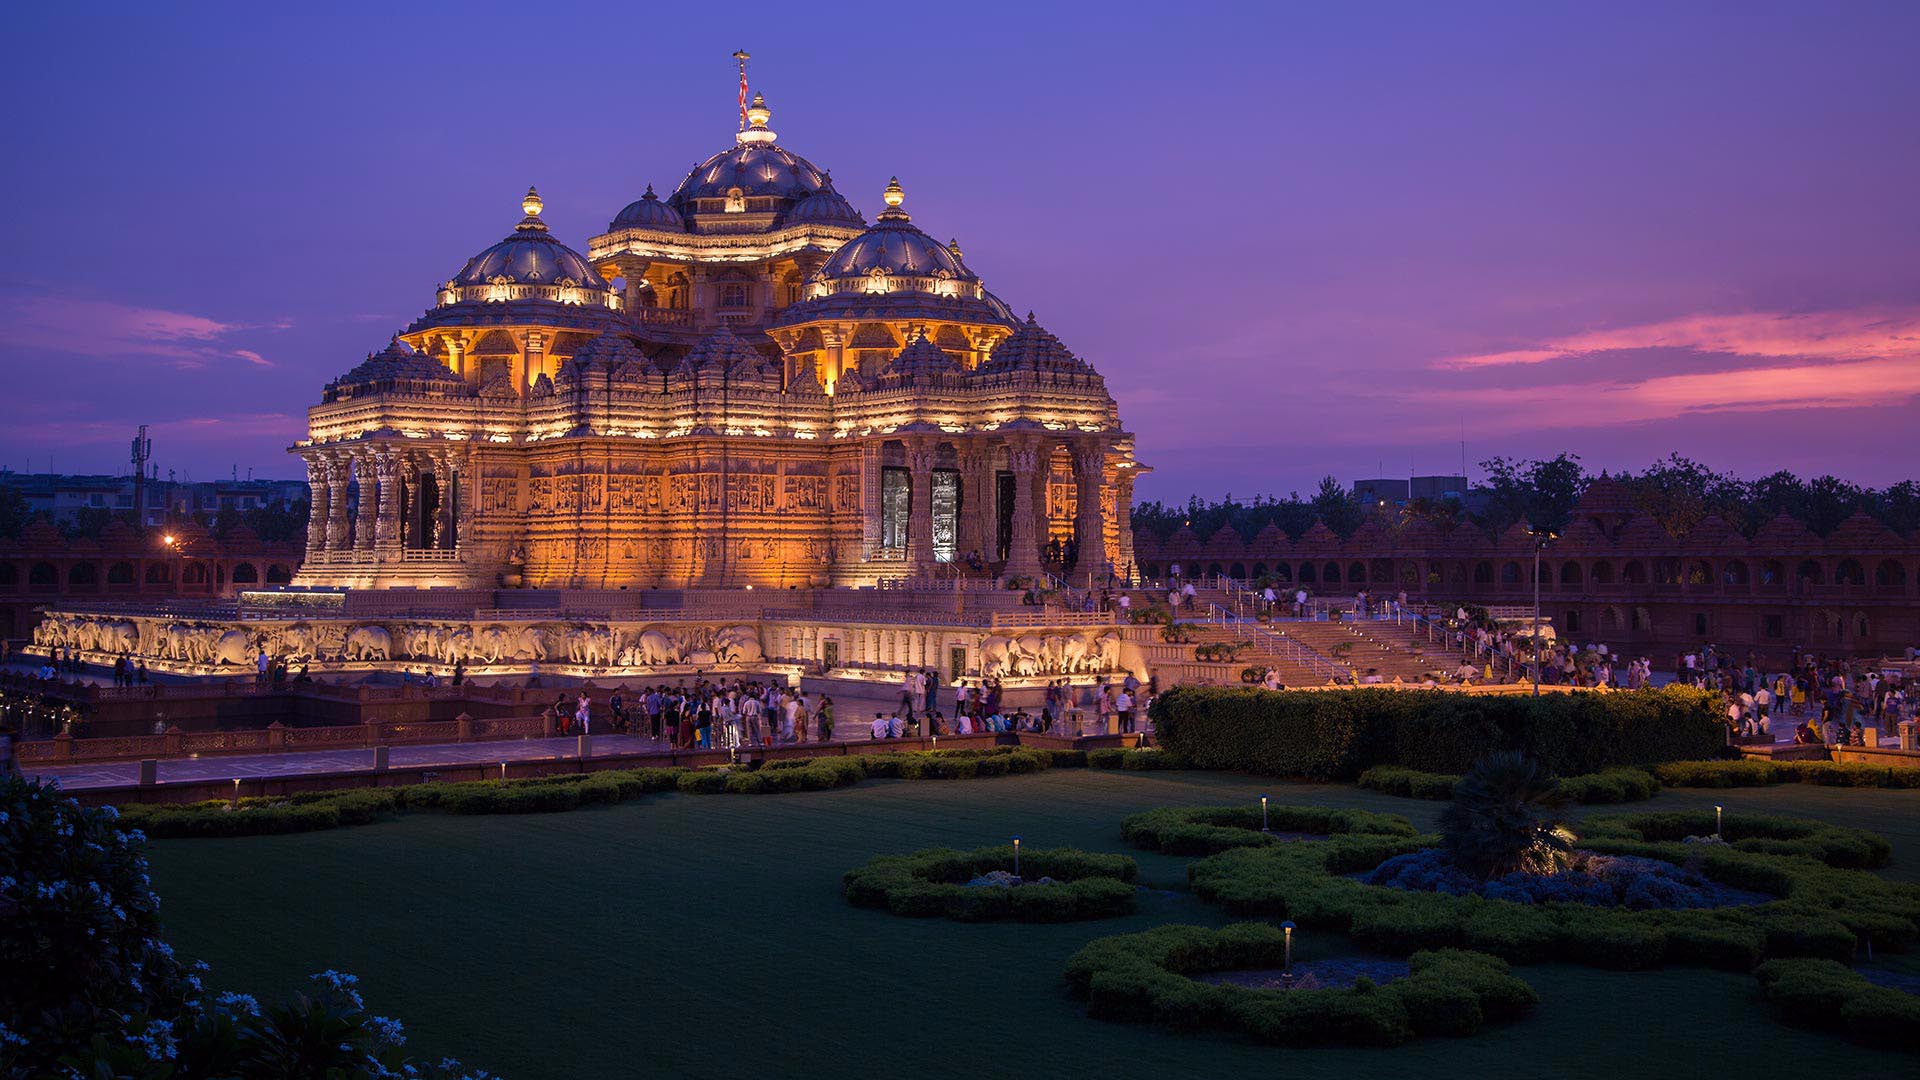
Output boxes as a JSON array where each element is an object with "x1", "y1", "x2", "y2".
[
  {"x1": 955, "y1": 712, "x2": 973, "y2": 735},
  {"x1": 1754, "y1": 686, "x2": 1773, "y2": 736},
  {"x1": 871, "y1": 714, "x2": 889, "y2": 740},
  {"x1": 1115, "y1": 689, "x2": 1135, "y2": 733},
  {"x1": 887, "y1": 714, "x2": 906, "y2": 739}
]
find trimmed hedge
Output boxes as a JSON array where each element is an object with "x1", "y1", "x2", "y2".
[
  {"x1": 1183, "y1": 812, "x2": 1920, "y2": 971},
  {"x1": 1358, "y1": 765, "x2": 1661, "y2": 804},
  {"x1": 1064, "y1": 923, "x2": 1535, "y2": 1045},
  {"x1": 843, "y1": 845, "x2": 1140, "y2": 922},
  {"x1": 1753, "y1": 958, "x2": 1920, "y2": 1051},
  {"x1": 1654, "y1": 759, "x2": 1920, "y2": 790},
  {"x1": 1149, "y1": 685, "x2": 1726, "y2": 780},
  {"x1": 1121, "y1": 804, "x2": 1418, "y2": 855},
  {"x1": 1088, "y1": 748, "x2": 1191, "y2": 770}
]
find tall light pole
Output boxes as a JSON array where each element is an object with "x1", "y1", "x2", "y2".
[{"x1": 1531, "y1": 530, "x2": 1556, "y2": 697}]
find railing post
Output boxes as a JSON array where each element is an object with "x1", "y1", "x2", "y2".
[
  {"x1": 163, "y1": 725, "x2": 184, "y2": 755},
  {"x1": 51, "y1": 731, "x2": 73, "y2": 760},
  {"x1": 456, "y1": 712, "x2": 473, "y2": 742},
  {"x1": 266, "y1": 721, "x2": 287, "y2": 751}
]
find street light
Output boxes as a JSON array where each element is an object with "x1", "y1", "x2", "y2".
[
  {"x1": 1281, "y1": 920, "x2": 1296, "y2": 981},
  {"x1": 1714, "y1": 804, "x2": 1723, "y2": 838},
  {"x1": 1260, "y1": 794, "x2": 1270, "y2": 832},
  {"x1": 1530, "y1": 530, "x2": 1557, "y2": 697},
  {"x1": 1012, "y1": 835, "x2": 1022, "y2": 878}
]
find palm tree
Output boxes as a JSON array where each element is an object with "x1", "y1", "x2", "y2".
[{"x1": 1439, "y1": 751, "x2": 1575, "y2": 877}]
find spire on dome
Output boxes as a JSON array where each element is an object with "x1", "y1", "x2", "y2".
[
  {"x1": 877, "y1": 176, "x2": 907, "y2": 220},
  {"x1": 947, "y1": 238, "x2": 964, "y2": 262},
  {"x1": 516, "y1": 186, "x2": 549, "y2": 233}
]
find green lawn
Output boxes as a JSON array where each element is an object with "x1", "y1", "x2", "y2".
[{"x1": 143, "y1": 772, "x2": 1918, "y2": 1079}]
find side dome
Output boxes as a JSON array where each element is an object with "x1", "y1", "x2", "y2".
[
  {"x1": 609, "y1": 184, "x2": 685, "y2": 231},
  {"x1": 786, "y1": 188, "x2": 863, "y2": 227},
  {"x1": 451, "y1": 187, "x2": 607, "y2": 290},
  {"x1": 816, "y1": 178, "x2": 972, "y2": 282}
]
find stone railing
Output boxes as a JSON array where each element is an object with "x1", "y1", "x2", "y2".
[{"x1": 19, "y1": 711, "x2": 552, "y2": 765}]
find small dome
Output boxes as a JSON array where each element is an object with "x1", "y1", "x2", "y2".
[
  {"x1": 786, "y1": 188, "x2": 864, "y2": 226},
  {"x1": 452, "y1": 187, "x2": 606, "y2": 289},
  {"x1": 609, "y1": 184, "x2": 685, "y2": 231},
  {"x1": 817, "y1": 178, "x2": 973, "y2": 282},
  {"x1": 335, "y1": 337, "x2": 461, "y2": 387},
  {"x1": 978, "y1": 313, "x2": 1090, "y2": 376},
  {"x1": 886, "y1": 332, "x2": 960, "y2": 379}
]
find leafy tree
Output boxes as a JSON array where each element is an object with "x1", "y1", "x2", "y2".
[
  {"x1": 0, "y1": 487, "x2": 29, "y2": 539},
  {"x1": 1311, "y1": 475, "x2": 1363, "y2": 537}
]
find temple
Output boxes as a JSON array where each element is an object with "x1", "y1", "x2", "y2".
[{"x1": 291, "y1": 91, "x2": 1142, "y2": 590}]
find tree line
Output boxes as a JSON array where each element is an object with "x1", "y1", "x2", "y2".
[{"x1": 1132, "y1": 454, "x2": 1920, "y2": 543}]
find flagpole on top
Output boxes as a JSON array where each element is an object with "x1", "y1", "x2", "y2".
[{"x1": 733, "y1": 50, "x2": 751, "y2": 131}]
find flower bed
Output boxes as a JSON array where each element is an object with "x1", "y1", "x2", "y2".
[
  {"x1": 1364, "y1": 848, "x2": 1771, "y2": 909},
  {"x1": 1358, "y1": 765, "x2": 1661, "y2": 804},
  {"x1": 1120, "y1": 804, "x2": 1417, "y2": 856},
  {"x1": 842, "y1": 845, "x2": 1139, "y2": 922},
  {"x1": 1063, "y1": 923, "x2": 1536, "y2": 1045},
  {"x1": 1753, "y1": 958, "x2": 1920, "y2": 1051},
  {"x1": 1183, "y1": 812, "x2": 1920, "y2": 971}
]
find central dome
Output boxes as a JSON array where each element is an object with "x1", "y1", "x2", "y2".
[{"x1": 668, "y1": 94, "x2": 832, "y2": 209}]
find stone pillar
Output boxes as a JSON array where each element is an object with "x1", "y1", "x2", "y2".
[
  {"x1": 823, "y1": 325, "x2": 848, "y2": 391},
  {"x1": 1072, "y1": 439, "x2": 1110, "y2": 582},
  {"x1": 1113, "y1": 467, "x2": 1138, "y2": 584},
  {"x1": 374, "y1": 450, "x2": 402, "y2": 554},
  {"x1": 304, "y1": 456, "x2": 330, "y2": 555},
  {"x1": 621, "y1": 260, "x2": 651, "y2": 316},
  {"x1": 956, "y1": 446, "x2": 989, "y2": 565},
  {"x1": 352, "y1": 452, "x2": 378, "y2": 554},
  {"x1": 325, "y1": 457, "x2": 351, "y2": 553},
  {"x1": 860, "y1": 442, "x2": 883, "y2": 559},
  {"x1": 1004, "y1": 437, "x2": 1042, "y2": 580},
  {"x1": 436, "y1": 452, "x2": 457, "y2": 550},
  {"x1": 906, "y1": 439, "x2": 937, "y2": 573},
  {"x1": 446, "y1": 337, "x2": 467, "y2": 381}
]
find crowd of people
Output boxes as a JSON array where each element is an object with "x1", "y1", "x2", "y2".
[
  {"x1": 545, "y1": 679, "x2": 837, "y2": 750},
  {"x1": 1679, "y1": 645, "x2": 1912, "y2": 747}
]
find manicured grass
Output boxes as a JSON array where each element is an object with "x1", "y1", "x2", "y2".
[{"x1": 143, "y1": 771, "x2": 1917, "y2": 1078}]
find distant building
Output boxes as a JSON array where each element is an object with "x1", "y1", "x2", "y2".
[
  {"x1": 1352, "y1": 475, "x2": 1469, "y2": 509},
  {"x1": 0, "y1": 472, "x2": 305, "y2": 527},
  {"x1": 1352, "y1": 478, "x2": 1409, "y2": 508}
]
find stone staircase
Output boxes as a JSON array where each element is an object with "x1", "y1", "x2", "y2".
[
  {"x1": 1140, "y1": 622, "x2": 1345, "y2": 688},
  {"x1": 1280, "y1": 620, "x2": 1472, "y2": 683}
]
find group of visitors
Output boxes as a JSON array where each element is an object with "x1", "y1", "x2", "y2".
[
  {"x1": 549, "y1": 680, "x2": 836, "y2": 750},
  {"x1": 1694, "y1": 646, "x2": 1913, "y2": 747}
]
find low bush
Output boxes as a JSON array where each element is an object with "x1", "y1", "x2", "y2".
[
  {"x1": 844, "y1": 845, "x2": 1140, "y2": 922},
  {"x1": 1182, "y1": 813, "x2": 1920, "y2": 971},
  {"x1": 1359, "y1": 765, "x2": 1659, "y2": 804},
  {"x1": 1754, "y1": 958, "x2": 1920, "y2": 1051},
  {"x1": 1149, "y1": 684, "x2": 1725, "y2": 780},
  {"x1": 1063, "y1": 923, "x2": 1535, "y2": 1045},
  {"x1": 1088, "y1": 748, "x2": 1191, "y2": 770},
  {"x1": 1654, "y1": 759, "x2": 1920, "y2": 790},
  {"x1": 1121, "y1": 804, "x2": 1417, "y2": 855}
]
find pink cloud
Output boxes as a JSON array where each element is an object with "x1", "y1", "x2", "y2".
[
  {"x1": 0, "y1": 290, "x2": 280, "y2": 368},
  {"x1": 1436, "y1": 308, "x2": 1920, "y2": 369}
]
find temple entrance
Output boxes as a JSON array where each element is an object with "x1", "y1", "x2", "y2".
[
  {"x1": 995, "y1": 471, "x2": 1015, "y2": 561},
  {"x1": 410, "y1": 474, "x2": 440, "y2": 549}
]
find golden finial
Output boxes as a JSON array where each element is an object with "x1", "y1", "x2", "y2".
[
  {"x1": 522, "y1": 186, "x2": 544, "y2": 218},
  {"x1": 883, "y1": 177, "x2": 905, "y2": 209}
]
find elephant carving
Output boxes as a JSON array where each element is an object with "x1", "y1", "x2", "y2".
[
  {"x1": 345, "y1": 625, "x2": 392, "y2": 661},
  {"x1": 713, "y1": 625, "x2": 762, "y2": 664},
  {"x1": 632, "y1": 629, "x2": 679, "y2": 665},
  {"x1": 980, "y1": 636, "x2": 1013, "y2": 677},
  {"x1": 211, "y1": 630, "x2": 253, "y2": 666}
]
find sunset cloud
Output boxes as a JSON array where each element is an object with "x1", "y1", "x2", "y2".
[
  {"x1": 0, "y1": 289, "x2": 281, "y2": 369},
  {"x1": 1435, "y1": 308, "x2": 1920, "y2": 370}
]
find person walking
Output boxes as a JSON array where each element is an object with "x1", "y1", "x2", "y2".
[
  {"x1": 817, "y1": 695, "x2": 834, "y2": 742},
  {"x1": 575, "y1": 693, "x2": 592, "y2": 736}
]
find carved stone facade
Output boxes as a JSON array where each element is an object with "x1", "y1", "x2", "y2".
[{"x1": 292, "y1": 93, "x2": 1144, "y2": 590}]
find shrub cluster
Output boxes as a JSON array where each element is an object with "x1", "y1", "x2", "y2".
[
  {"x1": 1121, "y1": 804, "x2": 1417, "y2": 856},
  {"x1": 843, "y1": 845, "x2": 1140, "y2": 922},
  {"x1": 1184, "y1": 812, "x2": 1920, "y2": 971},
  {"x1": 1358, "y1": 765, "x2": 1660, "y2": 804},
  {"x1": 1653, "y1": 759, "x2": 1920, "y2": 790},
  {"x1": 1063, "y1": 923, "x2": 1536, "y2": 1046},
  {"x1": 1088, "y1": 748, "x2": 1191, "y2": 770},
  {"x1": 1149, "y1": 685, "x2": 1726, "y2": 780},
  {"x1": 1753, "y1": 958, "x2": 1920, "y2": 1051}
]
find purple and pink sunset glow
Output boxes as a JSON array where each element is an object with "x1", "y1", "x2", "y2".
[{"x1": 4, "y1": 3, "x2": 1916, "y2": 500}]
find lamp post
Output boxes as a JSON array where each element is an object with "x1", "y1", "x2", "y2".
[
  {"x1": 1260, "y1": 794, "x2": 1270, "y2": 832},
  {"x1": 230, "y1": 777, "x2": 241, "y2": 808},
  {"x1": 1012, "y1": 835, "x2": 1022, "y2": 878},
  {"x1": 1714, "y1": 804, "x2": 1723, "y2": 838},
  {"x1": 1281, "y1": 920, "x2": 1296, "y2": 981},
  {"x1": 1530, "y1": 530, "x2": 1557, "y2": 697}
]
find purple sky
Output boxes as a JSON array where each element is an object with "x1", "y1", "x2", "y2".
[{"x1": 5, "y1": 3, "x2": 1917, "y2": 502}]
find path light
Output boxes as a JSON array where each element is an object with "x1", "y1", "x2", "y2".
[
  {"x1": 1715, "y1": 804, "x2": 1723, "y2": 838},
  {"x1": 231, "y1": 777, "x2": 241, "y2": 808},
  {"x1": 1260, "y1": 794, "x2": 1270, "y2": 832},
  {"x1": 500, "y1": 761, "x2": 508, "y2": 780},
  {"x1": 1013, "y1": 835, "x2": 1022, "y2": 878},
  {"x1": 1282, "y1": 920, "x2": 1296, "y2": 980}
]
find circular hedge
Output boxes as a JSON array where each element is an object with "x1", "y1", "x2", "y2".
[
  {"x1": 843, "y1": 845, "x2": 1139, "y2": 922},
  {"x1": 1064, "y1": 923, "x2": 1536, "y2": 1046},
  {"x1": 1121, "y1": 804, "x2": 1416, "y2": 856},
  {"x1": 1183, "y1": 810, "x2": 1920, "y2": 972}
]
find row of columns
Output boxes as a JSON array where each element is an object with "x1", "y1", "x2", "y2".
[
  {"x1": 304, "y1": 446, "x2": 469, "y2": 558},
  {"x1": 893, "y1": 434, "x2": 1113, "y2": 580}
]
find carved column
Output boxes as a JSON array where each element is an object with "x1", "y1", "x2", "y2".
[
  {"x1": 906, "y1": 439, "x2": 937, "y2": 573},
  {"x1": 1071, "y1": 439, "x2": 1110, "y2": 582},
  {"x1": 324, "y1": 457, "x2": 350, "y2": 554},
  {"x1": 1113, "y1": 466, "x2": 1138, "y2": 583},
  {"x1": 304, "y1": 456, "x2": 330, "y2": 556},
  {"x1": 349, "y1": 452, "x2": 376, "y2": 554},
  {"x1": 436, "y1": 451, "x2": 458, "y2": 550},
  {"x1": 823, "y1": 324, "x2": 848, "y2": 391},
  {"x1": 860, "y1": 441, "x2": 883, "y2": 559},
  {"x1": 956, "y1": 445, "x2": 989, "y2": 564},
  {"x1": 1004, "y1": 437, "x2": 1042, "y2": 580},
  {"x1": 373, "y1": 450, "x2": 402, "y2": 555}
]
